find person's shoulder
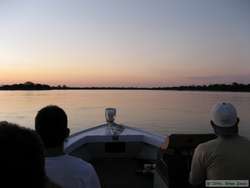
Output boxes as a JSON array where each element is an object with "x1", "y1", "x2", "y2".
[
  {"x1": 237, "y1": 135, "x2": 250, "y2": 142},
  {"x1": 199, "y1": 138, "x2": 219, "y2": 148},
  {"x1": 63, "y1": 155, "x2": 91, "y2": 165},
  {"x1": 63, "y1": 155, "x2": 94, "y2": 171},
  {"x1": 195, "y1": 138, "x2": 219, "y2": 153},
  {"x1": 236, "y1": 136, "x2": 250, "y2": 146},
  {"x1": 47, "y1": 154, "x2": 94, "y2": 169}
]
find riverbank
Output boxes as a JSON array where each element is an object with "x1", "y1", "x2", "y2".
[{"x1": 1, "y1": 82, "x2": 250, "y2": 92}]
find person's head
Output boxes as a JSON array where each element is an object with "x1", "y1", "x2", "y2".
[
  {"x1": 35, "y1": 105, "x2": 69, "y2": 148},
  {"x1": 0, "y1": 121, "x2": 46, "y2": 188},
  {"x1": 210, "y1": 102, "x2": 239, "y2": 136}
]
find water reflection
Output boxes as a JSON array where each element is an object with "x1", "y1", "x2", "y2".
[{"x1": 0, "y1": 90, "x2": 249, "y2": 137}]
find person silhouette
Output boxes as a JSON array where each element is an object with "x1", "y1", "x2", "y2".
[
  {"x1": 0, "y1": 121, "x2": 61, "y2": 188},
  {"x1": 35, "y1": 105, "x2": 101, "y2": 188},
  {"x1": 189, "y1": 103, "x2": 250, "y2": 186}
]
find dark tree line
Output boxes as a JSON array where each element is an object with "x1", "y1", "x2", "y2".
[
  {"x1": 0, "y1": 82, "x2": 52, "y2": 90},
  {"x1": 0, "y1": 82, "x2": 250, "y2": 92},
  {"x1": 158, "y1": 83, "x2": 250, "y2": 92}
]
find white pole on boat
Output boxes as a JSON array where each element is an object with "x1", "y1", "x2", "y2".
[{"x1": 105, "y1": 108, "x2": 124, "y2": 136}]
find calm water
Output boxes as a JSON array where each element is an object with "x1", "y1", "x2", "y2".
[{"x1": 0, "y1": 90, "x2": 250, "y2": 137}]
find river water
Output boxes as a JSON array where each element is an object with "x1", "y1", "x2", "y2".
[{"x1": 0, "y1": 90, "x2": 249, "y2": 137}]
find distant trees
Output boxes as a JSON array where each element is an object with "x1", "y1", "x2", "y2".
[
  {"x1": 0, "y1": 82, "x2": 250, "y2": 92},
  {"x1": 162, "y1": 83, "x2": 250, "y2": 92},
  {"x1": 0, "y1": 82, "x2": 52, "y2": 90}
]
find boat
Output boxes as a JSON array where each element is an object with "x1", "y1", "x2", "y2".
[{"x1": 64, "y1": 108, "x2": 216, "y2": 188}]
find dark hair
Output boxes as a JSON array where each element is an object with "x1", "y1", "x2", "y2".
[
  {"x1": 0, "y1": 121, "x2": 46, "y2": 188},
  {"x1": 35, "y1": 105, "x2": 68, "y2": 148},
  {"x1": 211, "y1": 119, "x2": 239, "y2": 136}
]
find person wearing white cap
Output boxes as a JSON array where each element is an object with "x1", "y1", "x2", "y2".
[{"x1": 189, "y1": 102, "x2": 250, "y2": 186}]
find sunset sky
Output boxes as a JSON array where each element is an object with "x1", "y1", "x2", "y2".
[{"x1": 0, "y1": 0, "x2": 249, "y2": 87}]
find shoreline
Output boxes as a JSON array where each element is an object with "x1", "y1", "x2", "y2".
[
  {"x1": 1, "y1": 82, "x2": 250, "y2": 92},
  {"x1": 1, "y1": 88, "x2": 250, "y2": 92}
]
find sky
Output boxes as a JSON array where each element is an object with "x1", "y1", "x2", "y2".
[{"x1": 0, "y1": 0, "x2": 249, "y2": 87}]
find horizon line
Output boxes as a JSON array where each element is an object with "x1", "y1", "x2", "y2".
[{"x1": 1, "y1": 81, "x2": 250, "y2": 88}]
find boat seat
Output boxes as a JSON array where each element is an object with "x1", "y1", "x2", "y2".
[{"x1": 157, "y1": 134, "x2": 216, "y2": 188}]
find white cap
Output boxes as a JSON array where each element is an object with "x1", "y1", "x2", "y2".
[{"x1": 211, "y1": 102, "x2": 238, "y2": 128}]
